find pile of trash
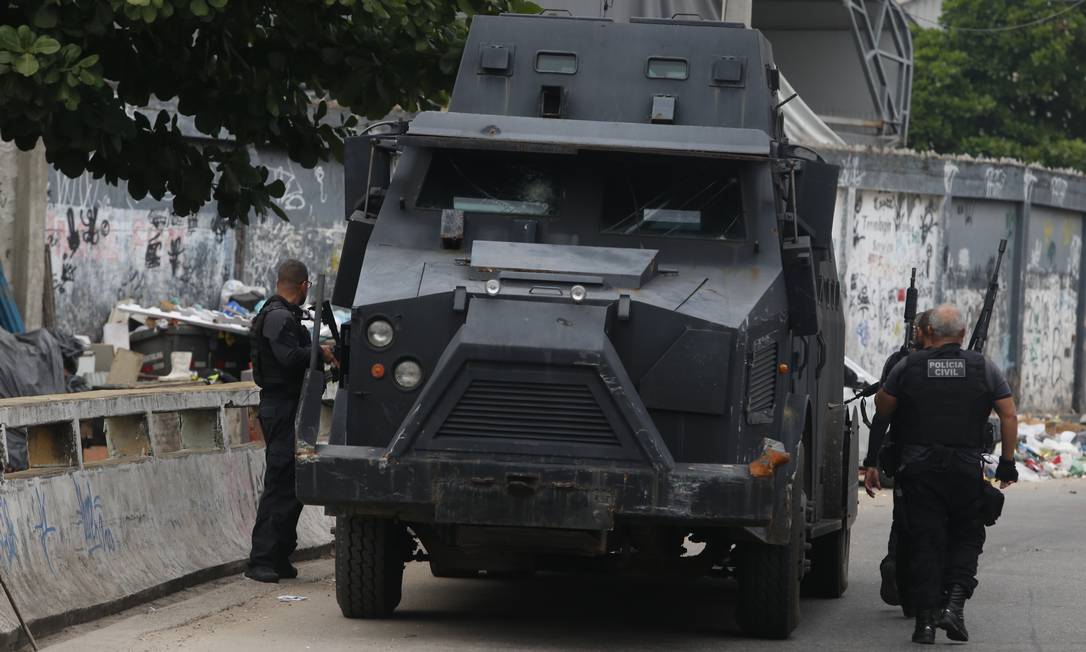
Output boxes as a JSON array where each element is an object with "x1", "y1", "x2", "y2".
[{"x1": 987, "y1": 419, "x2": 1086, "y2": 482}]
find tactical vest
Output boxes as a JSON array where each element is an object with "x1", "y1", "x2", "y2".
[
  {"x1": 892, "y1": 344, "x2": 994, "y2": 449},
  {"x1": 250, "y1": 295, "x2": 309, "y2": 390}
]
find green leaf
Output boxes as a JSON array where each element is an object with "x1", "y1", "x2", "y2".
[
  {"x1": 0, "y1": 51, "x2": 11, "y2": 65},
  {"x1": 16, "y1": 26, "x2": 35, "y2": 50},
  {"x1": 190, "y1": 0, "x2": 210, "y2": 17},
  {"x1": 208, "y1": 0, "x2": 229, "y2": 8},
  {"x1": 13, "y1": 53, "x2": 39, "y2": 77},
  {"x1": 31, "y1": 36, "x2": 61, "y2": 55},
  {"x1": 266, "y1": 179, "x2": 286, "y2": 198},
  {"x1": 77, "y1": 54, "x2": 100, "y2": 68},
  {"x1": 268, "y1": 201, "x2": 289, "y2": 222},
  {"x1": 0, "y1": 26, "x2": 21, "y2": 52}
]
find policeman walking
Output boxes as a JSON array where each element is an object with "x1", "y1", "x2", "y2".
[
  {"x1": 246, "y1": 260, "x2": 337, "y2": 583},
  {"x1": 864, "y1": 309, "x2": 932, "y2": 615},
  {"x1": 867, "y1": 303, "x2": 1018, "y2": 644}
]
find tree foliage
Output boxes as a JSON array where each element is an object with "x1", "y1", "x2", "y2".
[
  {"x1": 910, "y1": 0, "x2": 1086, "y2": 170},
  {"x1": 0, "y1": 0, "x2": 537, "y2": 221}
]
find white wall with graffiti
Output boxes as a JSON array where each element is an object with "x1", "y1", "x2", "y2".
[
  {"x1": 1021, "y1": 206, "x2": 1081, "y2": 413},
  {"x1": 44, "y1": 149, "x2": 345, "y2": 339},
  {"x1": 828, "y1": 149, "x2": 1086, "y2": 414}
]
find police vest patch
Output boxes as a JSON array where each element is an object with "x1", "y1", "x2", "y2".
[{"x1": 928, "y1": 359, "x2": 966, "y2": 378}]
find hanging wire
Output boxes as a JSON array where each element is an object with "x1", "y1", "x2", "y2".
[{"x1": 907, "y1": 0, "x2": 1085, "y2": 33}]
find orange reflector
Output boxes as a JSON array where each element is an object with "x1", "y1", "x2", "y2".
[
  {"x1": 778, "y1": 362, "x2": 790, "y2": 374},
  {"x1": 370, "y1": 363, "x2": 386, "y2": 379},
  {"x1": 749, "y1": 447, "x2": 791, "y2": 478}
]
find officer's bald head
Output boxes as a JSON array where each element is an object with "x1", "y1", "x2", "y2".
[{"x1": 929, "y1": 303, "x2": 966, "y2": 342}]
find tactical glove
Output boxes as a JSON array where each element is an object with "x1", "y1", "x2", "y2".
[{"x1": 995, "y1": 457, "x2": 1018, "y2": 483}]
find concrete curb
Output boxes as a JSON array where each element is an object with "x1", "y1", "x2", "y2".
[{"x1": 0, "y1": 448, "x2": 332, "y2": 650}]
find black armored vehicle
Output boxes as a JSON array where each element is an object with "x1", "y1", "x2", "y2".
[{"x1": 298, "y1": 11, "x2": 855, "y2": 639}]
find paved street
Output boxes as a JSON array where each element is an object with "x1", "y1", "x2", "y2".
[{"x1": 43, "y1": 480, "x2": 1085, "y2": 652}]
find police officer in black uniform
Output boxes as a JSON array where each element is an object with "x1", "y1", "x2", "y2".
[
  {"x1": 871, "y1": 303, "x2": 1018, "y2": 644},
  {"x1": 865, "y1": 309, "x2": 932, "y2": 615},
  {"x1": 245, "y1": 260, "x2": 336, "y2": 583}
]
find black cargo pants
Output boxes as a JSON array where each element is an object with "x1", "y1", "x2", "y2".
[
  {"x1": 888, "y1": 488, "x2": 912, "y2": 608},
  {"x1": 249, "y1": 394, "x2": 304, "y2": 570},
  {"x1": 899, "y1": 450, "x2": 986, "y2": 610}
]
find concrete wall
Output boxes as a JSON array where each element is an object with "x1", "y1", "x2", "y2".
[
  {"x1": 827, "y1": 149, "x2": 1086, "y2": 414},
  {"x1": 0, "y1": 142, "x2": 15, "y2": 281},
  {"x1": 0, "y1": 447, "x2": 331, "y2": 648},
  {"x1": 45, "y1": 148, "x2": 345, "y2": 339}
]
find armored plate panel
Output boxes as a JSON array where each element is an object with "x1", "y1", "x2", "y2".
[
  {"x1": 639, "y1": 328, "x2": 733, "y2": 415},
  {"x1": 404, "y1": 111, "x2": 772, "y2": 158},
  {"x1": 469, "y1": 240, "x2": 659, "y2": 288}
]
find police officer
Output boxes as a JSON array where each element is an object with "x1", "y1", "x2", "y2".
[
  {"x1": 245, "y1": 260, "x2": 336, "y2": 583},
  {"x1": 870, "y1": 303, "x2": 1018, "y2": 644},
  {"x1": 865, "y1": 309, "x2": 932, "y2": 615}
]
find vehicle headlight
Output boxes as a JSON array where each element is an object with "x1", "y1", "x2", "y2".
[
  {"x1": 394, "y1": 359, "x2": 423, "y2": 390},
  {"x1": 366, "y1": 319, "x2": 394, "y2": 348}
]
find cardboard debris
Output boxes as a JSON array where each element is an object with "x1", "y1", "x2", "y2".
[{"x1": 106, "y1": 349, "x2": 144, "y2": 385}]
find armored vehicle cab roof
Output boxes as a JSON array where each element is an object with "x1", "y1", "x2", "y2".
[{"x1": 448, "y1": 13, "x2": 780, "y2": 135}]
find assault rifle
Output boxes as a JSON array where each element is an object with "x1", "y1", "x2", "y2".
[{"x1": 968, "y1": 239, "x2": 1007, "y2": 354}]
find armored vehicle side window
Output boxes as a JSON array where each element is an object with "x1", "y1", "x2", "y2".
[
  {"x1": 599, "y1": 154, "x2": 746, "y2": 240},
  {"x1": 416, "y1": 150, "x2": 562, "y2": 216},
  {"x1": 536, "y1": 52, "x2": 577, "y2": 74},
  {"x1": 646, "y1": 57, "x2": 688, "y2": 80}
]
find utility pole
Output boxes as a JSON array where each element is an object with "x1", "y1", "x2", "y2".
[
  {"x1": 721, "y1": 0, "x2": 752, "y2": 26},
  {"x1": 12, "y1": 143, "x2": 47, "y2": 331}
]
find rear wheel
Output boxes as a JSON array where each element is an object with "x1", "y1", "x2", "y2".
[
  {"x1": 335, "y1": 516, "x2": 406, "y2": 618},
  {"x1": 802, "y1": 525, "x2": 850, "y2": 598}
]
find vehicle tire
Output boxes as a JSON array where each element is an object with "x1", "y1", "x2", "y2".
[
  {"x1": 335, "y1": 516, "x2": 405, "y2": 618},
  {"x1": 802, "y1": 525, "x2": 850, "y2": 598},
  {"x1": 736, "y1": 467, "x2": 804, "y2": 639}
]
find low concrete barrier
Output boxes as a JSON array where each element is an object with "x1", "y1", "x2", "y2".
[{"x1": 0, "y1": 384, "x2": 333, "y2": 649}]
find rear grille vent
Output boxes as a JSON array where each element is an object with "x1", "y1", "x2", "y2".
[
  {"x1": 746, "y1": 341, "x2": 778, "y2": 424},
  {"x1": 437, "y1": 379, "x2": 620, "y2": 446}
]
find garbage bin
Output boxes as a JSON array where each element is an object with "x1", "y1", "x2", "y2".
[
  {"x1": 208, "y1": 330, "x2": 251, "y2": 377},
  {"x1": 129, "y1": 324, "x2": 210, "y2": 376}
]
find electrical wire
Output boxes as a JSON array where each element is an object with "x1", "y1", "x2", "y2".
[{"x1": 907, "y1": 0, "x2": 1086, "y2": 33}]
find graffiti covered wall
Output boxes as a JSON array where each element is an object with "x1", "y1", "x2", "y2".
[
  {"x1": 940, "y1": 199, "x2": 1017, "y2": 371},
  {"x1": 1020, "y1": 207, "x2": 1081, "y2": 412},
  {"x1": 827, "y1": 149, "x2": 1086, "y2": 413},
  {"x1": 45, "y1": 174, "x2": 234, "y2": 338},
  {"x1": 833, "y1": 186, "x2": 943, "y2": 377},
  {"x1": 241, "y1": 151, "x2": 345, "y2": 291},
  {"x1": 45, "y1": 149, "x2": 345, "y2": 338}
]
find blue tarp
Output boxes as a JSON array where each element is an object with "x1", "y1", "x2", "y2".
[{"x1": 0, "y1": 261, "x2": 24, "y2": 334}]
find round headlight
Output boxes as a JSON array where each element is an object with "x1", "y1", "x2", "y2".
[
  {"x1": 570, "y1": 284, "x2": 587, "y2": 303},
  {"x1": 394, "y1": 359, "x2": 424, "y2": 390},
  {"x1": 485, "y1": 279, "x2": 501, "y2": 296},
  {"x1": 366, "y1": 319, "x2": 394, "y2": 348}
]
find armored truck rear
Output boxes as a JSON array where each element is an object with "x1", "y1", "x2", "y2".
[{"x1": 297, "y1": 12, "x2": 855, "y2": 639}]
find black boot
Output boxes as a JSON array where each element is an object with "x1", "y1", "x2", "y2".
[
  {"x1": 937, "y1": 584, "x2": 969, "y2": 642},
  {"x1": 880, "y1": 556, "x2": 900, "y2": 606},
  {"x1": 244, "y1": 566, "x2": 279, "y2": 583},
  {"x1": 912, "y1": 609, "x2": 936, "y2": 645}
]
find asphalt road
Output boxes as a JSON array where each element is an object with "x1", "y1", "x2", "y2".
[{"x1": 43, "y1": 479, "x2": 1085, "y2": 652}]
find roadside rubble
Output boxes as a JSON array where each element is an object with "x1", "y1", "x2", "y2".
[{"x1": 986, "y1": 418, "x2": 1086, "y2": 482}]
